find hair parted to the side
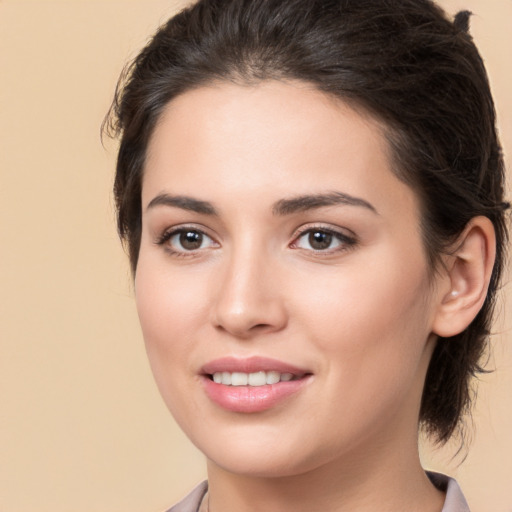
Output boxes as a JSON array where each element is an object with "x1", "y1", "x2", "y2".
[{"x1": 104, "y1": 0, "x2": 509, "y2": 444}]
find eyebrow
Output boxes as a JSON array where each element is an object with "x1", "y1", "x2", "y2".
[
  {"x1": 146, "y1": 191, "x2": 378, "y2": 216},
  {"x1": 272, "y1": 192, "x2": 378, "y2": 216},
  {"x1": 146, "y1": 194, "x2": 218, "y2": 215}
]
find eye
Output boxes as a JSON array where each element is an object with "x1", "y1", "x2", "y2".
[
  {"x1": 292, "y1": 228, "x2": 356, "y2": 252},
  {"x1": 156, "y1": 227, "x2": 218, "y2": 254}
]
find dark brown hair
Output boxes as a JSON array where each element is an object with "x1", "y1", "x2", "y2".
[{"x1": 104, "y1": 0, "x2": 509, "y2": 443}]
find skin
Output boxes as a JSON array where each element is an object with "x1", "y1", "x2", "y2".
[{"x1": 135, "y1": 80, "x2": 460, "y2": 511}]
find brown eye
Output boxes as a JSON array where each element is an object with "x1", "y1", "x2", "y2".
[
  {"x1": 179, "y1": 230, "x2": 204, "y2": 250},
  {"x1": 293, "y1": 228, "x2": 357, "y2": 253},
  {"x1": 308, "y1": 231, "x2": 333, "y2": 250},
  {"x1": 157, "y1": 228, "x2": 217, "y2": 254}
]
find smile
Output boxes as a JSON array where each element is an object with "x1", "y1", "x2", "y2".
[
  {"x1": 201, "y1": 357, "x2": 311, "y2": 413},
  {"x1": 210, "y1": 371, "x2": 298, "y2": 386}
]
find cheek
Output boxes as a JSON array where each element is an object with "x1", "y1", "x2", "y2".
[
  {"x1": 135, "y1": 254, "x2": 208, "y2": 340},
  {"x1": 291, "y1": 252, "x2": 433, "y2": 383},
  {"x1": 135, "y1": 269, "x2": 213, "y2": 438},
  {"x1": 293, "y1": 265, "x2": 433, "y2": 443},
  {"x1": 134, "y1": 258, "x2": 208, "y2": 399}
]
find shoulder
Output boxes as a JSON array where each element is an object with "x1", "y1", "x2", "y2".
[
  {"x1": 165, "y1": 481, "x2": 208, "y2": 512},
  {"x1": 427, "y1": 471, "x2": 471, "y2": 512}
]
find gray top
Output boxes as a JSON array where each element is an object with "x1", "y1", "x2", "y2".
[
  {"x1": 167, "y1": 481, "x2": 208, "y2": 512},
  {"x1": 167, "y1": 473, "x2": 470, "y2": 512}
]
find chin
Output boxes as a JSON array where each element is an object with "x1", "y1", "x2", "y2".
[
  {"x1": 193, "y1": 426, "x2": 333, "y2": 479},
  {"x1": 208, "y1": 452, "x2": 320, "y2": 479}
]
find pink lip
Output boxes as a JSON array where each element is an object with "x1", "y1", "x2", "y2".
[
  {"x1": 200, "y1": 357, "x2": 312, "y2": 413},
  {"x1": 201, "y1": 356, "x2": 308, "y2": 375}
]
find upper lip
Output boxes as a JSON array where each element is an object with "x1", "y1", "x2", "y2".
[{"x1": 201, "y1": 356, "x2": 310, "y2": 376}]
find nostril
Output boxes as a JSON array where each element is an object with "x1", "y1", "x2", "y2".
[{"x1": 253, "y1": 323, "x2": 271, "y2": 330}]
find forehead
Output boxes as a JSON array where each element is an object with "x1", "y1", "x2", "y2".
[
  {"x1": 143, "y1": 80, "x2": 417, "y2": 220},
  {"x1": 148, "y1": 80, "x2": 386, "y2": 160}
]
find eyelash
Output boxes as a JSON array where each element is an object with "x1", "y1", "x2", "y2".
[
  {"x1": 155, "y1": 225, "x2": 358, "y2": 257},
  {"x1": 291, "y1": 226, "x2": 358, "y2": 254},
  {"x1": 155, "y1": 225, "x2": 218, "y2": 258}
]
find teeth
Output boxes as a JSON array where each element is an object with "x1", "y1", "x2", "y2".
[
  {"x1": 231, "y1": 372, "x2": 248, "y2": 386},
  {"x1": 248, "y1": 371, "x2": 266, "y2": 386},
  {"x1": 211, "y1": 371, "x2": 298, "y2": 386},
  {"x1": 266, "y1": 371, "x2": 280, "y2": 385}
]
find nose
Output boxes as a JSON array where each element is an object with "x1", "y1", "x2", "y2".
[{"x1": 211, "y1": 248, "x2": 288, "y2": 339}]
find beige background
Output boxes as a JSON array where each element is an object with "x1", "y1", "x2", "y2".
[{"x1": 0, "y1": 1, "x2": 510, "y2": 511}]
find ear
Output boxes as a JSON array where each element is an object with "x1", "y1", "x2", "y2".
[{"x1": 432, "y1": 216, "x2": 496, "y2": 338}]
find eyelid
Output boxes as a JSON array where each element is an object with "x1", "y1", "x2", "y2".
[
  {"x1": 155, "y1": 223, "x2": 208, "y2": 242},
  {"x1": 155, "y1": 224, "x2": 220, "y2": 255},
  {"x1": 290, "y1": 224, "x2": 358, "y2": 252}
]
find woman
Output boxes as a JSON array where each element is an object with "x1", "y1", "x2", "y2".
[{"x1": 105, "y1": 0, "x2": 509, "y2": 510}]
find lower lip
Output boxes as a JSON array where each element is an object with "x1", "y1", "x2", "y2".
[{"x1": 201, "y1": 376, "x2": 311, "y2": 413}]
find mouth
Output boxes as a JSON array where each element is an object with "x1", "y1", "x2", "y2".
[
  {"x1": 200, "y1": 357, "x2": 312, "y2": 413},
  {"x1": 208, "y1": 370, "x2": 304, "y2": 386}
]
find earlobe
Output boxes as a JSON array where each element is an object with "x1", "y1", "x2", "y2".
[{"x1": 432, "y1": 216, "x2": 496, "y2": 338}]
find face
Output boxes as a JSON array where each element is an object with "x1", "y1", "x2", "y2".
[{"x1": 136, "y1": 81, "x2": 443, "y2": 478}]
